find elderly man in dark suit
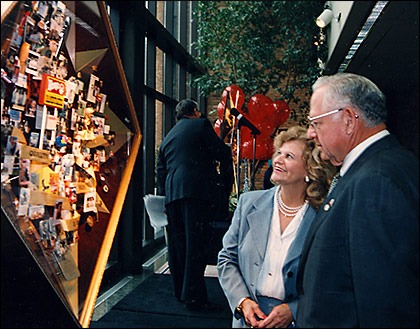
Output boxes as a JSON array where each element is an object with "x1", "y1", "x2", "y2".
[
  {"x1": 296, "y1": 73, "x2": 419, "y2": 328},
  {"x1": 157, "y1": 99, "x2": 233, "y2": 312}
]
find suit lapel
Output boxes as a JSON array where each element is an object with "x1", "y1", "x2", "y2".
[
  {"x1": 285, "y1": 206, "x2": 316, "y2": 266},
  {"x1": 246, "y1": 189, "x2": 275, "y2": 259}
]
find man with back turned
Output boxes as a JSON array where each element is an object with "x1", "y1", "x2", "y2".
[
  {"x1": 157, "y1": 99, "x2": 233, "y2": 312},
  {"x1": 296, "y1": 73, "x2": 419, "y2": 327}
]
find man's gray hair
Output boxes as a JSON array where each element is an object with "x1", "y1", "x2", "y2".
[
  {"x1": 313, "y1": 73, "x2": 387, "y2": 127},
  {"x1": 176, "y1": 99, "x2": 199, "y2": 121}
]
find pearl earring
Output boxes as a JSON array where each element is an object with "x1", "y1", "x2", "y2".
[{"x1": 305, "y1": 176, "x2": 310, "y2": 183}]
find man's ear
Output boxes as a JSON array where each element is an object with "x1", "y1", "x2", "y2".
[{"x1": 343, "y1": 108, "x2": 359, "y2": 134}]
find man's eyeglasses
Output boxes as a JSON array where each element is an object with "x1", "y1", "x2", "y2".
[{"x1": 307, "y1": 108, "x2": 343, "y2": 126}]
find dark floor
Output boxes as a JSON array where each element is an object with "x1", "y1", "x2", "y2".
[{"x1": 89, "y1": 249, "x2": 232, "y2": 328}]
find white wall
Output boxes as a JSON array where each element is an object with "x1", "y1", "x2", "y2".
[{"x1": 328, "y1": 1, "x2": 354, "y2": 58}]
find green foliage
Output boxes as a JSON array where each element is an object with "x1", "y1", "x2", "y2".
[
  {"x1": 228, "y1": 193, "x2": 238, "y2": 214},
  {"x1": 192, "y1": 1, "x2": 324, "y2": 115}
]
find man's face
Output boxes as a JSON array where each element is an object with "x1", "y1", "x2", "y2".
[{"x1": 307, "y1": 88, "x2": 346, "y2": 166}]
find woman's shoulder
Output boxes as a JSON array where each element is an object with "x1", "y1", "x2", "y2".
[{"x1": 238, "y1": 188, "x2": 276, "y2": 205}]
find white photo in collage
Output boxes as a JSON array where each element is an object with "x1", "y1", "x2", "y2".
[
  {"x1": 17, "y1": 187, "x2": 30, "y2": 216},
  {"x1": 19, "y1": 158, "x2": 31, "y2": 187},
  {"x1": 25, "y1": 50, "x2": 40, "y2": 77},
  {"x1": 92, "y1": 116, "x2": 105, "y2": 136},
  {"x1": 28, "y1": 204, "x2": 45, "y2": 220},
  {"x1": 84, "y1": 189, "x2": 97, "y2": 213},
  {"x1": 87, "y1": 74, "x2": 100, "y2": 103}
]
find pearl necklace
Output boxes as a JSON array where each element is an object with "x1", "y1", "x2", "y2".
[{"x1": 277, "y1": 190, "x2": 306, "y2": 217}]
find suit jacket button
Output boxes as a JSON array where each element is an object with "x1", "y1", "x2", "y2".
[{"x1": 287, "y1": 271, "x2": 293, "y2": 277}]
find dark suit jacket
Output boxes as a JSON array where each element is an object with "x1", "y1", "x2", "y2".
[
  {"x1": 156, "y1": 117, "x2": 233, "y2": 205},
  {"x1": 296, "y1": 134, "x2": 419, "y2": 328}
]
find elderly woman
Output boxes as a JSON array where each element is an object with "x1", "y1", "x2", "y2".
[{"x1": 218, "y1": 125, "x2": 336, "y2": 328}]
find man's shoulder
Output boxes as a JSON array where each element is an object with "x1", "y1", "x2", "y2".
[
  {"x1": 369, "y1": 134, "x2": 417, "y2": 165},
  {"x1": 176, "y1": 117, "x2": 208, "y2": 127}
]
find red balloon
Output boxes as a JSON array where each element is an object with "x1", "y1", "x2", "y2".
[
  {"x1": 247, "y1": 94, "x2": 276, "y2": 135},
  {"x1": 273, "y1": 100, "x2": 290, "y2": 126},
  {"x1": 240, "y1": 127, "x2": 274, "y2": 160},
  {"x1": 239, "y1": 94, "x2": 284, "y2": 160},
  {"x1": 222, "y1": 85, "x2": 245, "y2": 110},
  {"x1": 214, "y1": 118, "x2": 222, "y2": 136},
  {"x1": 217, "y1": 101, "x2": 226, "y2": 120},
  {"x1": 240, "y1": 112, "x2": 275, "y2": 160},
  {"x1": 247, "y1": 94, "x2": 272, "y2": 120}
]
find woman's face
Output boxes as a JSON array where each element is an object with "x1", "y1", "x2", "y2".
[{"x1": 270, "y1": 139, "x2": 307, "y2": 186}]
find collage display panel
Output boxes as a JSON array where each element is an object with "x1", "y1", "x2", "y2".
[{"x1": 1, "y1": 1, "x2": 141, "y2": 327}]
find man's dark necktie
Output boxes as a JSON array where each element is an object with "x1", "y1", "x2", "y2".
[{"x1": 328, "y1": 173, "x2": 341, "y2": 196}]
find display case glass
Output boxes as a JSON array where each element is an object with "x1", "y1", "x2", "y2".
[{"x1": 1, "y1": 1, "x2": 141, "y2": 327}]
